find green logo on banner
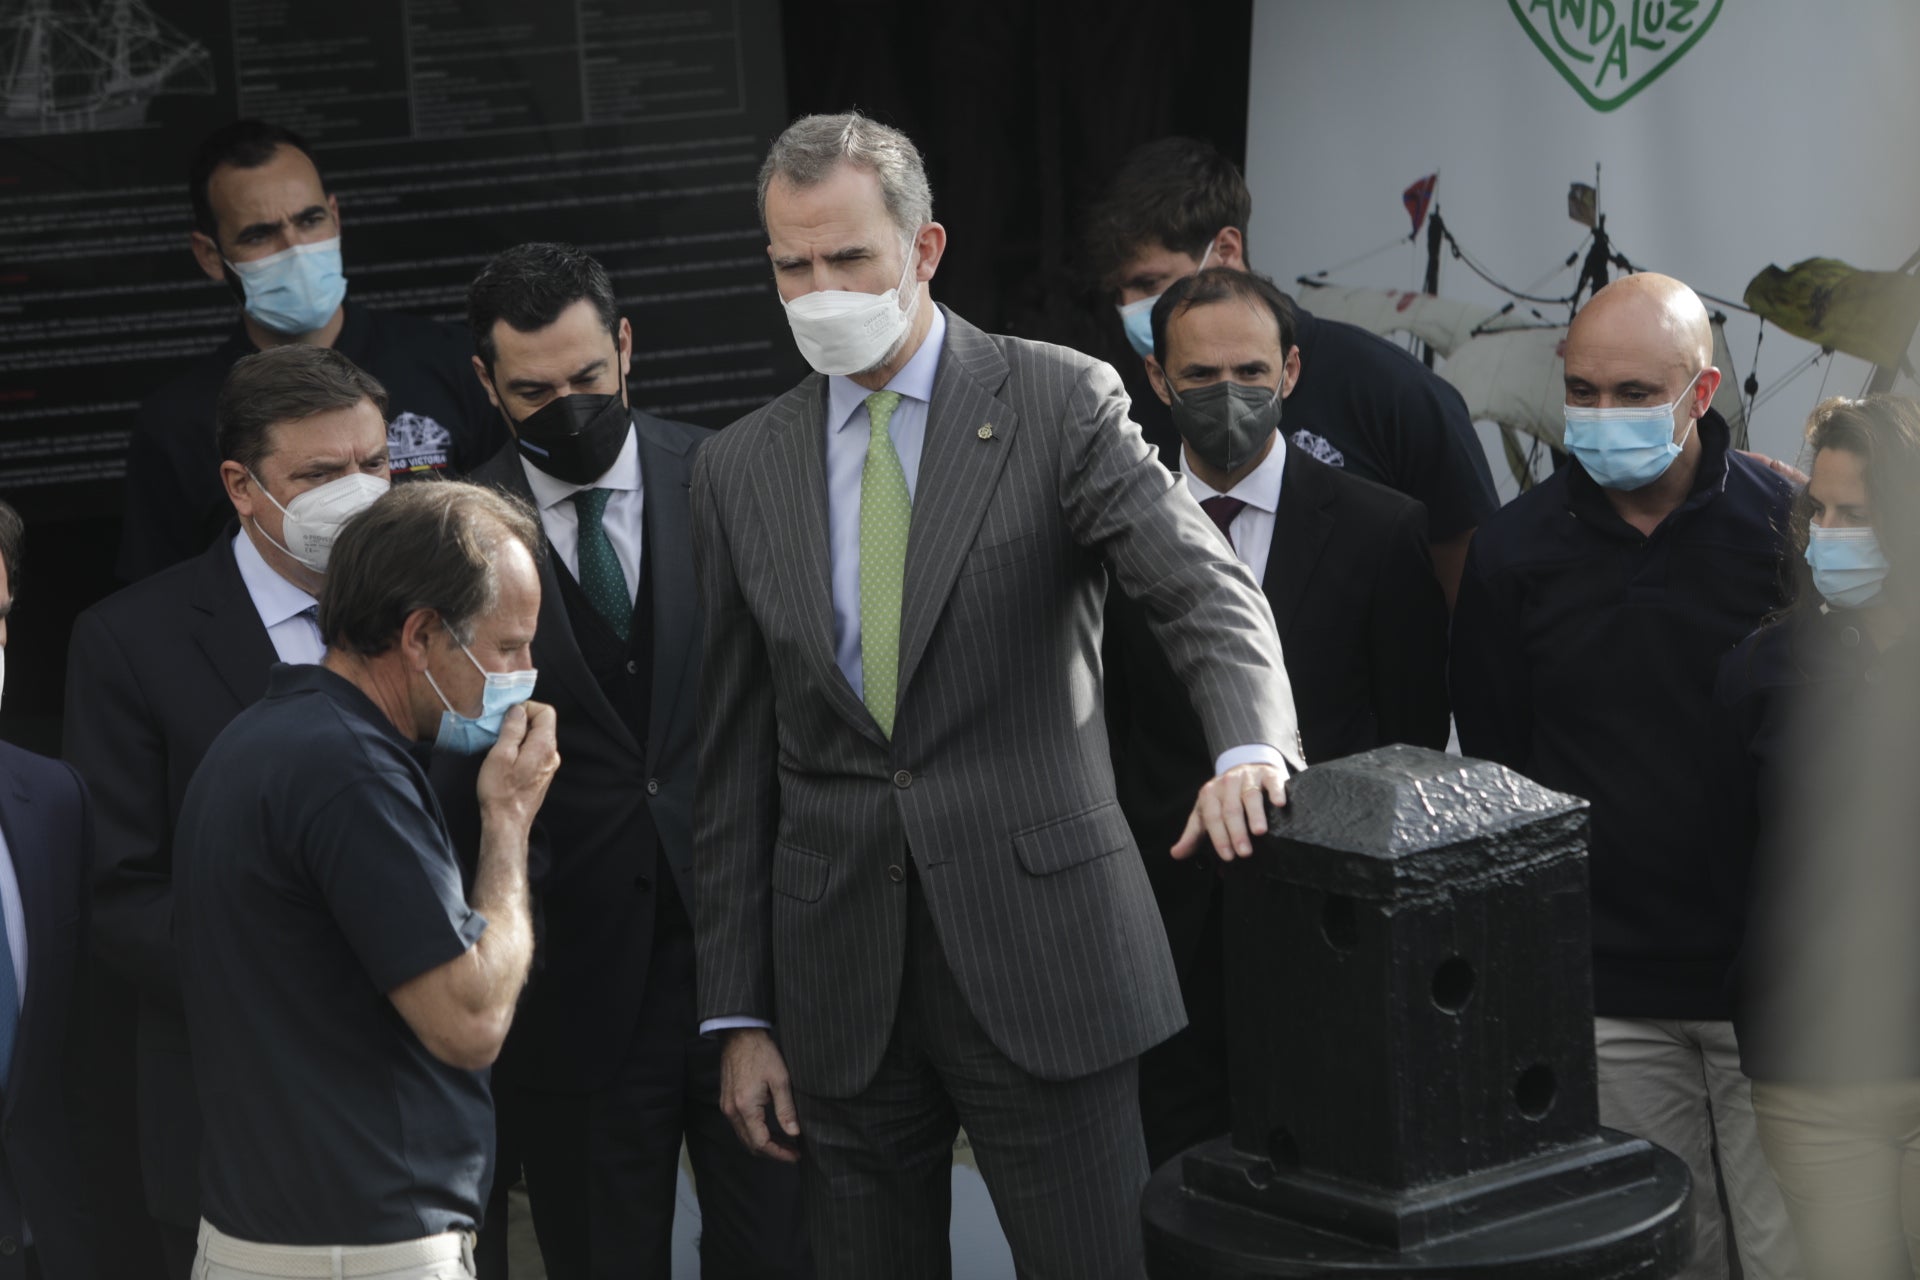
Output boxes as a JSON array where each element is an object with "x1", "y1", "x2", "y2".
[{"x1": 1511, "y1": 0, "x2": 1724, "y2": 112}]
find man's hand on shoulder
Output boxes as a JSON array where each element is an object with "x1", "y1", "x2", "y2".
[
  {"x1": 1172, "y1": 761, "x2": 1289, "y2": 862},
  {"x1": 719, "y1": 1027, "x2": 802, "y2": 1163},
  {"x1": 477, "y1": 701, "x2": 560, "y2": 830}
]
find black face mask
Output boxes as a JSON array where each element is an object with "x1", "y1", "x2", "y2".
[
  {"x1": 1168, "y1": 379, "x2": 1282, "y2": 474},
  {"x1": 497, "y1": 368, "x2": 631, "y2": 486}
]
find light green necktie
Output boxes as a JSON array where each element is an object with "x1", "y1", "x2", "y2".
[{"x1": 859, "y1": 390, "x2": 910, "y2": 737}]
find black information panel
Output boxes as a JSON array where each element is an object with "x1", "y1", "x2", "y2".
[
  {"x1": 0, "y1": 0, "x2": 794, "y2": 748},
  {"x1": 0, "y1": 0, "x2": 798, "y2": 524}
]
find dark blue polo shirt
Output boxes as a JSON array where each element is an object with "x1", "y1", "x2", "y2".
[
  {"x1": 175, "y1": 663, "x2": 492, "y2": 1245},
  {"x1": 1451, "y1": 411, "x2": 1793, "y2": 1020}
]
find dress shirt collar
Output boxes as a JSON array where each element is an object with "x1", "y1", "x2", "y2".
[
  {"x1": 1180, "y1": 432, "x2": 1287, "y2": 512},
  {"x1": 231, "y1": 527, "x2": 318, "y2": 630},
  {"x1": 826, "y1": 305, "x2": 948, "y2": 434},
  {"x1": 518, "y1": 419, "x2": 642, "y2": 511}
]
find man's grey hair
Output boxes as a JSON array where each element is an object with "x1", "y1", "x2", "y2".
[{"x1": 757, "y1": 112, "x2": 933, "y2": 243}]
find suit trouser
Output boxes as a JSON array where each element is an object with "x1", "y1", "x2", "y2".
[
  {"x1": 793, "y1": 870, "x2": 1150, "y2": 1280},
  {"x1": 504, "y1": 912, "x2": 811, "y2": 1280},
  {"x1": 1595, "y1": 1017, "x2": 1803, "y2": 1280},
  {"x1": 1751, "y1": 1078, "x2": 1920, "y2": 1280},
  {"x1": 1137, "y1": 883, "x2": 1229, "y2": 1170}
]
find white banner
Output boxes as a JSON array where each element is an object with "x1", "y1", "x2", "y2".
[{"x1": 1246, "y1": 0, "x2": 1920, "y2": 491}]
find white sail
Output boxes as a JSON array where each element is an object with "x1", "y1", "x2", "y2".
[{"x1": 1295, "y1": 283, "x2": 1515, "y2": 357}]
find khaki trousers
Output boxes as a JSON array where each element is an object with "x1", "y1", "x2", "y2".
[
  {"x1": 191, "y1": 1219, "x2": 477, "y2": 1280},
  {"x1": 1595, "y1": 1017, "x2": 1803, "y2": 1280},
  {"x1": 1752, "y1": 1078, "x2": 1920, "y2": 1280}
]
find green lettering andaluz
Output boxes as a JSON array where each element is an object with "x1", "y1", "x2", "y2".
[{"x1": 1514, "y1": 0, "x2": 1722, "y2": 111}]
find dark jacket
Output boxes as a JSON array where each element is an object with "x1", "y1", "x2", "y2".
[
  {"x1": 471, "y1": 413, "x2": 708, "y2": 1094},
  {"x1": 64, "y1": 535, "x2": 277, "y2": 1228},
  {"x1": 1716, "y1": 609, "x2": 1920, "y2": 1082},
  {"x1": 1451, "y1": 410, "x2": 1793, "y2": 1020},
  {"x1": 0, "y1": 740, "x2": 98, "y2": 1279},
  {"x1": 1107, "y1": 442, "x2": 1451, "y2": 970}
]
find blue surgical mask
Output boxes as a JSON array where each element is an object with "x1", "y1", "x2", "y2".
[
  {"x1": 227, "y1": 237, "x2": 348, "y2": 336},
  {"x1": 1116, "y1": 239, "x2": 1216, "y2": 358},
  {"x1": 1563, "y1": 370, "x2": 1705, "y2": 491},
  {"x1": 424, "y1": 631, "x2": 537, "y2": 755},
  {"x1": 1806, "y1": 525, "x2": 1890, "y2": 609}
]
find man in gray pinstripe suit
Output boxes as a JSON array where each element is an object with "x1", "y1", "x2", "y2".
[{"x1": 691, "y1": 112, "x2": 1305, "y2": 1278}]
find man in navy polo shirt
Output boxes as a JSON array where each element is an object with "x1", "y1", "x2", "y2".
[
  {"x1": 118, "y1": 119, "x2": 504, "y2": 582},
  {"x1": 1451, "y1": 273, "x2": 1801, "y2": 1280},
  {"x1": 175, "y1": 482, "x2": 557, "y2": 1277}
]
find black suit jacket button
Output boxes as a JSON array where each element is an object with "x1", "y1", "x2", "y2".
[
  {"x1": 893, "y1": 769, "x2": 913, "y2": 789},
  {"x1": 635, "y1": 875, "x2": 652, "y2": 892},
  {"x1": 887, "y1": 864, "x2": 905, "y2": 883},
  {"x1": 626, "y1": 659, "x2": 639, "y2": 675},
  {"x1": 646, "y1": 778, "x2": 660, "y2": 796},
  {"x1": 1, "y1": 1236, "x2": 18, "y2": 1256}
]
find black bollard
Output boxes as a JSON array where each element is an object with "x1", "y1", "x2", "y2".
[{"x1": 1143, "y1": 745, "x2": 1692, "y2": 1278}]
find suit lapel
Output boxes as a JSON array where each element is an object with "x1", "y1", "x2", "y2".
[
  {"x1": 189, "y1": 536, "x2": 280, "y2": 711},
  {"x1": 0, "y1": 757, "x2": 38, "y2": 1112},
  {"x1": 637, "y1": 418, "x2": 697, "y2": 766},
  {"x1": 1264, "y1": 447, "x2": 1335, "y2": 639},
  {"x1": 476, "y1": 445, "x2": 643, "y2": 759},
  {"x1": 750, "y1": 380, "x2": 887, "y2": 747},
  {"x1": 896, "y1": 313, "x2": 1019, "y2": 702}
]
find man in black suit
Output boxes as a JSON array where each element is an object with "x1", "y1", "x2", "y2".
[
  {"x1": 1105, "y1": 268, "x2": 1451, "y2": 1167},
  {"x1": 65, "y1": 347, "x2": 392, "y2": 1278},
  {"x1": 464, "y1": 243, "x2": 807, "y2": 1278},
  {"x1": 0, "y1": 502, "x2": 99, "y2": 1280}
]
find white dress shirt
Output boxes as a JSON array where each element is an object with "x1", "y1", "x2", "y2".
[
  {"x1": 0, "y1": 813, "x2": 26, "y2": 1013},
  {"x1": 1179, "y1": 437, "x2": 1288, "y2": 586},
  {"x1": 233, "y1": 529, "x2": 323, "y2": 664},
  {"x1": 824, "y1": 306, "x2": 946, "y2": 698},
  {"x1": 520, "y1": 423, "x2": 645, "y2": 602}
]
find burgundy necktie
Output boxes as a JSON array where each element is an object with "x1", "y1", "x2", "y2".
[{"x1": 1200, "y1": 495, "x2": 1247, "y2": 543}]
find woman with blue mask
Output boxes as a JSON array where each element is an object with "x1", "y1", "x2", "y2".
[{"x1": 1715, "y1": 394, "x2": 1920, "y2": 1279}]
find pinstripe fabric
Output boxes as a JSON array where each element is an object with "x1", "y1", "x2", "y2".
[
  {"x1": 797, "y1": 874, "x2": 1148, "y2": 1278},
  {"x1": 691, "y1": 306, "x2": 1301, "y2": 1099}
]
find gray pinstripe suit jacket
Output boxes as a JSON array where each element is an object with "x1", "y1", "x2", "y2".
[{"x1": 691, "y1": 307, "x2": 1302, "y2": 1098}]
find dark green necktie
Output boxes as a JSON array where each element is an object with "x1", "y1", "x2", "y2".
[{"x1": 571, "y1": 488, "x2": 631, "y2": 644}]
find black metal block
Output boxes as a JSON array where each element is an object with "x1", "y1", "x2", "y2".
[{"x1": 1144, "y1": 745, "x2": 1692, "y2": 1277}]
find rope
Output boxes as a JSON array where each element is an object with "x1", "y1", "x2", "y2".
[
  {"x1": 1751, "y1": 349, "x2": 1827, "y2": 413},
  {"x1": 1440, "y1": 224, "x2": 1583, "y2": 306},
  {"x1": 1301, "y1": 234, "x2": 1414, "y2": 281}
]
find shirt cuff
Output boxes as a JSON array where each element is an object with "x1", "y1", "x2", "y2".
[
  {"x1": 700, "y1": 1016, "x2": 773, "y2": 1037},
  {"x1": 1214, "y1": 743, "x2": 1289, "y2": 776}
]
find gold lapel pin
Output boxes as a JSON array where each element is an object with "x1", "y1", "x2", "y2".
[{"x1": 977, "y1": 424, "x2": 995, "y2": 441}]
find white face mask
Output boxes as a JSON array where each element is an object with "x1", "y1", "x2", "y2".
[
  {"x1": 780, "y1": 242, "x2": 921, "y2": 377},
  {"x1": 249, "y1": 470, "x2": 389, "y2": 572}
]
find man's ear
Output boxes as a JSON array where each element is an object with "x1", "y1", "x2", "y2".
[
  {"x1": 472, "y1": 355, "x2": 502, "y2": 412},
  {"x1": 1281, "y1": 346, "x2": 1303, "y2": 399},
  {"x1": 190, "y1": 230, "x2": 226, "y2": 284},
  {"x1": 1213, "y1": 226, "x2": 1247, "y2": 272},
  {"x1": 1692, "y1": 367, "x2": 1723, "y2": 417},
  {"x1": 617, "y1": 316, "x2": 634, "y2": 380},
  {"x1": 399, "y1": 607, "x2": 441, "y2": 673},
  {"x1": 1145, "y1": 355, "x2": 1174, "y2": 406},
  {"x1": 220, "y1": 461, "x2": 255, "y2": 518}
]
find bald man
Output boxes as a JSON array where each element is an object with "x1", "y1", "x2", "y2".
[{"x1": 1452, "y1": 275, "x2": 1803, "y2": 1280}]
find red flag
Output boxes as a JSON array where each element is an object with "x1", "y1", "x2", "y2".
[{"x1": 1403, "y1": 173, "x2": 1438, "y2": 237}]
